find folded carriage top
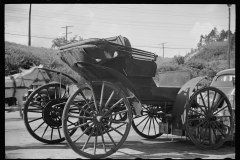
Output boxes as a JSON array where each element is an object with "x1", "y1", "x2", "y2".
[{"x1": 58, "y1": 35, "x2": 157, "y2": 77}]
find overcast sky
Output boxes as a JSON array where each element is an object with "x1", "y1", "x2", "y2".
[{"x1": 5, "y1": 4, "x2": 236, "y2": 58}]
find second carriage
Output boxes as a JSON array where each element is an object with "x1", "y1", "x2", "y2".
[{"x1": 23, "y1": 35, "x2": 234, "y2": 159}]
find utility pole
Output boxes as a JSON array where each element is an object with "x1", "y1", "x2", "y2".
[
  {"x1": 28, "y1": 4, "x2": 31, "y2": 46},
  {"x1": 227, "y1": 4, "x2": 232, "y2": 69},
  {"x1": 159, "y1": 42, "x2": 167, "y2": 57},
  {"x1": 61, "y1": 26, "x2": 73, "y2": 41}
]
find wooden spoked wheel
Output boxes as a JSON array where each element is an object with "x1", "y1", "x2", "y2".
[
  {"x1": 24, "y1": 83, "x2": 77, "y2": 144},
  {"x1": 186, "y1": 86, "x2": 233, "y2": 149},
  {"x1": 62, "y1": 81, "x2": 132, "y2": 159},
  {"x1": 132, "y1": 105, "x2": 163, "y2": 139}
]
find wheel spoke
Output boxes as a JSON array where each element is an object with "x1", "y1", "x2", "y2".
[
  {"x1": 148, "y1": 118, "x2": 152, "y2": 135},
  {"x1": 82, "y1": 125, "x2": 95, "y2": 151},
  {"x1": 103, "y1": 98, "x2": 123, "y2": 116},
  {"x1": 153, "y1": 116, "x2": 161, "y2": 124},
  {"x1": 73, "y1": 123, "x2": 94, "y2": 143},
  {"x1": 42, "y1": 125, "x2": 49, "y2": 137},
  {"x1": 108, "y1": 123, "x2": 127, "y2": 132},
  {"x1": 99, "y1": 82, "x2": 105, "y2": 112},
  {"x1": 209, "y1": 122, "x2": 212, "y2": 145},
  {"x1": 132, "y1": 114, "x2": 148, "y2": 119},
  {"x1": 110, "y1": 118, "x2": 128, "y2": 124},
  {"x1": 141, "y1": 117, "x2": 150, "y2": 133},
  {"x1": 119, "y1": 113, "x2": 123, "y2": 119},
  {"x1": 75, "y1": 103, "x2": 93, "y2": 116},
  {"x1": 105, "y1": 91, "x2": 115, "y2": 108},
  {"x1": 104, "y1": 109, "x2": 128, "y2": 118},
  {"x1": 101, "y1": 124, "x2": 116, "y2": 146},
  {"x1": 79, "y1": 91, "x2": 95, "y2": 113},
  {"x1": 28, "y1": 117, "x2": 42, "y2": 123},
  {"x1": 210, "y1": 91, "x2": 217, "y2": 111},
  {"x1": 91, "y1": 88, "x2": 99, "y2": 113},
  {"x1": 27, "y1": 108, "x2": 43, "y2": 113},
  {"x1": 57, "y1": 126, "x2": 61, "y2": 139},
  {"x1": 94, "y1": 126, "x2": 98, "y2": 155},
  {"x1": 33, "y1": 121, "x2": 45, "y2": 132},
  {"x1": 142, "y1": 105, "x2": 150, "y2": 111},
  {"x1": 67, "y1": 114, "x2": 94, "y2": 119},
  {"x1": 207, "y1": 90, "x2": 210, "y2": 109},
  {"x1": 152, "y1": 117, "x2": 157, "y2": 135},
  {"x1": 46, "y1": 88, "x2": 51, "y2": 100},
  {"x1": 202, "y1": 122, "x2": 210, "y2": 143},
  {"x1": 105, "y1": 123, "x2": 124, "y2": 136},
  {"x1": 190, "y1": 119, "x2": 207, "y2": 130},
  {"x1": 67, "y1": 119, "x2": 76, "y2": 126},
  {"x1": 98, "y1": 124, "x2": 107, "y2": 153},
  {"x1": 68, "y1": 121, "x2": 92, "y2": 131},
  {"x1": 136, "y1": 115, "x2": 148, "y2": 127},
  {"x1": 50, "y1": 127, "x2": 53, "y2": 140},
  {"x1": 200, "y1": 92, "x2": 208, "y2": 112},
  {"x1": 210, "y1": 123, "x2": 218, "y2": 142},
  {"x1": 212, "y1": 121, "x2": 226, "y2": 138},
  {"x1": 212, "y1": 97, "x2": 224, "y2": 112},
  {"x1": 215, "y1": 120, "x2": 230, "y2": 130},
  {"x1": 213, "y1": 105, "x2": 229, "y2": 116},
  {"x1": 199, "y1": 121, "x2": 208, "y2": 136},
  {"x1": 198, "y1": 106, "x2": 206, "y2": 115}
]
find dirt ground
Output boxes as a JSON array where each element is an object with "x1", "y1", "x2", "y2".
[{"x1": 5, "y1": 111, "x2": 235, "y2": 159}]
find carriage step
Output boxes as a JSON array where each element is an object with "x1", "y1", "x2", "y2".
[
  {"x1": 165, "y1": 114, "x2": 172, "y2": 118},
  {"x1": 158, "y1": 113, "x2": 172, "y2": 118}
]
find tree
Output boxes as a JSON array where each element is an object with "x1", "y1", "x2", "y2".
[
  {"x1": 51, "y1": 35, "x2": 81, "y2": 49},
  {"x1": 173, "y1": 55, "x2": 185, "y2": 65},
  {"x1": 218, "y1": 30, "x2": 227, "y2": 41},
  {"x1": 207, "y1": 27, "x2": 219, "y2": 43}
]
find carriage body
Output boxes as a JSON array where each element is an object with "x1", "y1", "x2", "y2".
[{"x1": 23, "y1": 35, "x2": 234, "y2": 159}]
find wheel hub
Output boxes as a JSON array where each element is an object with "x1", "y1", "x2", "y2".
[
  {"x1": 208, "y1": 115, "x2": 217, "y2": 121},
  {"x1": 43, "y1": 100, "x2": 64, "y2": 127},
  {"x1": 96, "y1": 116, "x2": 102, "y2": 122}
]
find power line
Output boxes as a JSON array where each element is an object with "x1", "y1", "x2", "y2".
[
  {"x1": 5, "y1": 14, "x2": 228, "y2": 33},
  {"x1": 5, "y1": 32, "x2": 194, "y2": 50},
  {"x1": 5, "y1": 9, "x2": 232, "y2": 27},
  {"x1": 9, "y1": 5, "x2": 230, "y2": 19},
  {"x1": 5, "y1": 33, "x2": 55, "y2": 39}
]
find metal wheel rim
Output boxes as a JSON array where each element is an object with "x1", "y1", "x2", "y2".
[
  {"x1": 23, "y1": 83, "x2": 76, "y2": 144},
  {"x1": 62, "y1": 81, "x2": 132, "y2": 159},
  {"x1": 186, "y1": 86, "x2": 233, "y2": 149},
  {"x1": 132, "y1": 104, "x2": 163, "y2": 139}
]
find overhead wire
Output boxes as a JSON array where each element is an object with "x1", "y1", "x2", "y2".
[
  {"x1": 5, "y1": 32, "x2": 194, "y2": 49},
  {"x1": 10, "y1": 4, "x2": 231, "y2": 19},
  {"x1": 5, "y1": 5, "x2": 233, "y2": 51},
  {"x1": 5, "y1": 7, "x2": 232, "y2": 26},
  {"x1": 5, "y1": 13, "x2": 228, "y2": 33}
]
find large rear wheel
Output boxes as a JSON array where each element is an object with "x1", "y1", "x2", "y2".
[
  {"x1": 186, "y1": 86, "x2": 233, "y2": 149},
  {"x1": 62, "y1": 81, "x2": 132, "y2": 159}
]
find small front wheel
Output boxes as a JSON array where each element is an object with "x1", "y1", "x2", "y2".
[
  {"x1": 62, "y1": 81, "x2": 132, "y2": 159},
  {"x1": 24, "y1": 83, "x2": 77, "y2": 144}
]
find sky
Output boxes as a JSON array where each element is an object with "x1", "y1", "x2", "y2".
[{"x1": 5, "y1": 4, "x2": 236, "y2": 58}]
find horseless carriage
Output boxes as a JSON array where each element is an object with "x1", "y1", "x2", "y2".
[{"x1": 23, "y1": 35, "x2": 235, "y2": 159}]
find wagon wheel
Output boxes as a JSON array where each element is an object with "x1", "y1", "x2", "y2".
[
  {"x1": 186, "y1": 86, "x2": 233, "y2": 149},
  {"x1": 62, "y1": 81, "x2": 132, "y2": 159},
  {"x1": 24, "y1": 83, "x2": 78, "y2": 144},
  {"x1": 132, "y1": 104, "x2": 163, "y2": 139}
]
